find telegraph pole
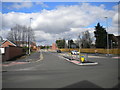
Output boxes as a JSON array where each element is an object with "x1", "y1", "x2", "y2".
[
  {"x1": 78, "y1": 33, "x2": 81, "y2": 62},
  {"x1": 28, "y1": 17, "x2": 33, "y2": 55},
  {"x1": 105, "y1": 17, "x2": 109, "y2": 56}
]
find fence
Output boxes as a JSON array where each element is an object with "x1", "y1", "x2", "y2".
[
  {"x1": 2, "y1": 46, "x2": 25, "y2": 61},
  {"x1": 59, "y1": 48, "x2": 120, "y2": 54}
]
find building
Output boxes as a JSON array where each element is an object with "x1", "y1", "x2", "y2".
[
  {"x1": 51, "y1": 43, "x2": 58, "y2": 50},
  {"x1": 14, "y1": 41, "x2": 37, "y2": 50},
  {"x1": 14, "y1": 41, "x2": 28, "y2": 47},
  {"x1": 115, "y1": 35, "x2": 120, "y2": 48},
  {"x1": 108, "y1": 34, "x2": 120, "y2": 48},
  {"x1": 0, "y1": 40, "x2": 17, "y2": 48}
]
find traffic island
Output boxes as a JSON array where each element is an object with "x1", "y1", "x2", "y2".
[
  {"x1": 78, "y1": 61, "x2": 98, "y2": 66},
  {"x1": 62, "y1": 55, "x2": 98, "y2": 66}
]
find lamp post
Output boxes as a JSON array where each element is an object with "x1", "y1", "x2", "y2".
[
  {"x1": 78, "y1": 33, "x2": 82, "y2": 62},
  {"x1": 28, "y1": 17, "x2": 33, "y2": 55},
  {"x1": 105, "y1": 17, "x2": 109, "y2": 56}
]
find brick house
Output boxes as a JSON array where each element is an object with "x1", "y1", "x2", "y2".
[
  {"x1": 108, "y1": 34, "x2": 120, "y2": 48},
  {"x1": 0, "y1": 40, "x2": 17, "y2": 48},
  {"x1": 51, "y1": 43, "x2": 58, "y2": 50},
  {"x1": 14, "y1": 41, "x2": 37, "y2": 51},
  {"x1": 0, "y1": 40, "x2": 25, "y2": 61}
]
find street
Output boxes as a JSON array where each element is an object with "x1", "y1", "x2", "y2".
[{"x1": 2, "y1": 51, "x2": 119, "y2": 88}]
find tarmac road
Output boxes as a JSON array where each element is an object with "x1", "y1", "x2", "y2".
[{"x1": 2, "y1": 51, "x2": 119, "y2": 88}]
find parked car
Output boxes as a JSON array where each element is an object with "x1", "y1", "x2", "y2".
[
  {"x1": 57, "y1": 50, "x2": 61, "y2": 53},
  {"x1": 71, "y1": 50, "x2": 79, "y2": 55}
]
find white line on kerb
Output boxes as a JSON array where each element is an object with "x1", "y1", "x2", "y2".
[{"x1": 35, "y1": 51, "x2": 43, "y2": 62}]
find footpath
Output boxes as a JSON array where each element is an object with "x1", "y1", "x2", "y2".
[{"x1": 2, "y1": 51, "x2": 41, "y2": 66}]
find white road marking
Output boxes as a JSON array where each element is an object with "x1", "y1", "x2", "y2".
[
  {"x1": 35, "y1": 51, "x2": 44, "y2": 62},
  {"x1": 88, "y1": 56, "x2": 106, "y2": 58}
]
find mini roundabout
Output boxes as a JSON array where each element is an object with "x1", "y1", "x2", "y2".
[{"x1": 62, "y1": 54, "x2": 98, "y2": 66}]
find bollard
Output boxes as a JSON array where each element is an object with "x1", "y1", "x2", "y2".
[{"x1": 80, "y1": 55, "x2": 85, "y2": 62}]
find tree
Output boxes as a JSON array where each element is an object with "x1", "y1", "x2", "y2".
[
  {"x1": 75, "y1": 31, "x2": 93, "y2": 48},
  {"x1": 94, "y1": 23, "x2": 107, "y2": 48},
  {"x1": 56, "y1": 39, "x2": 65, "y2": 49},
  {"x1": 68, "y1": 39, "x2": 77, "y2": 48},
  {"x1": 81, "y1": 30, "x2": 93, "y2": 48},
  {"x1": 7, "y1": 24, "x2": 35, "y2": 46}
]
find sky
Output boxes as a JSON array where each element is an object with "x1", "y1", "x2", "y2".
[{"x1": 1, "y1": 1, "x2": 119, "y2": 46}]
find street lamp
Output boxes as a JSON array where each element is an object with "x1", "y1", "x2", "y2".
[
  {"x1": 28, "y1": 17, "x2": 33, "y2": 55},
  {"x1": 78, "y1": 33, "x2": 81, "y2": 59},
  {"x1": 105, "y1": 17, "x2": 109, "y2": 56}
]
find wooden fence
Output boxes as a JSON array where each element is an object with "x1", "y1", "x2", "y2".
[
  {"x1": 2, "y1": 46, "x2": 25, "y2": 61},
  {"x1": 59, "y1": 48, "x2": 120, "y2": 54}
]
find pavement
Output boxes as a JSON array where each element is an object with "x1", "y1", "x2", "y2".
[{"x1": 2, "y1": 51, "x2": 42, "y2": 66}]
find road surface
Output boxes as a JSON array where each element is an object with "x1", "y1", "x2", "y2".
[{"x1": 2, "y1": 51, "x2": 119, "y2": 88}]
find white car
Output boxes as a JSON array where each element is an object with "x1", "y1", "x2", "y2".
[{"x1": 71, "y1": 50, "x2": 79, "y2": 55}]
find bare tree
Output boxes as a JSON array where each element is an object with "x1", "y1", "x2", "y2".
[
  {"x1": 81, "y1": 30, "x2": 93, "y2": 48},
  {"x1": 7, "y1": 24, "x2": 35, "y2": 46}
]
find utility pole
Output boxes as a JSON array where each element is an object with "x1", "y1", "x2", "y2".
[
  {"x1": 105, "y1": 17, "x2": 109, "y2": 56},
  {"x1": 28, "y1": 17, "x2": 33, "y2": 55},
  {"x1": 78, "y1": 33, "x2": 81, "y2": 62}
]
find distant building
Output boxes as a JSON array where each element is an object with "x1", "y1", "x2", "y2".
[
  {"x1": 14, "y1": 41, "x2": 28, "y2": 47},
  {"x1": 71, "y1": 43, "x2": 77, "y2": 48},
  {"x1": 52, "y1": 43, "x2": 58, "y2": 50},
  {"x1": 108, "y1": 34, "x2": 120, "y2": 48},
  {"x1": 14, "y1": 41, "x2": 37, "y2": 50}
]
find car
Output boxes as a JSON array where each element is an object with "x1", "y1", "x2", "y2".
[
  {"x1": 71, "y1": 50, "x2": 79, "y2": 55},
  {"x1": 57, "y1": 50, "x2": 61, "y2": 53}
]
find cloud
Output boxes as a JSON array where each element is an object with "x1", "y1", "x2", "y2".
[
  {"x1": 7, "y1": 2, "x2": 48, "y2": 10},
  {"x1": 0, "y1": 29, "x2": 10, "y2": 39},
  {"x1": 1, "y1": 3, "x2": 118, "y2": 45},
  {"x1": 2, "y1": 0, "x2": 31, "y2": 2},
  {"x1": 31, "y1": 3, "x2": 115, "y2": 34},
  {"x1": 35, "y1": 2, "x2": 49, "y2": 8},
  {"x1": 34, "y1": 27, "x2": 96, "y2": 45},
  {"x1": 113, "y1": 13, "x2": 119, "y2": 25},
  {"x1": 2, "y1": 3, "x2": 116, "y2": 32},
  {"x1": 9, "y1": 2, "x2": 33, "y2": 9}
]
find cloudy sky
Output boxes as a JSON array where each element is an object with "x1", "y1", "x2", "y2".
[{"x1": 1, "y1": 1, "x2": 119, "y2": 45}]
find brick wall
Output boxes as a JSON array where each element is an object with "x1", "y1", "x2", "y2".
[{"x1": 2, "y1": 46, "x2": 24, "y2": 61}]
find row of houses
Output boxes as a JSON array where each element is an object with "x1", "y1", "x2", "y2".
[
  {"x1": 0, "y1": 40, "x2": 37, "y2": 50},
  {"x1": 0, "y1": 36, "x2": 38, "y2": 61}
]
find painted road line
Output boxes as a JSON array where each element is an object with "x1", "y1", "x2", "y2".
[
  {"x1": 78, "y1": 62, "x2": 98, "y2": 65},
  {"x1": 88, "y1": 56, "x2": 106, "y2": 58},
  {"x1": 112, "y1": 57, "x2": 120, "y2": 59},
  {"x1": 18, "y1": 67, "x2": 36, "y2": 71},
  {"x1": 35, "y1": 51, "x2": 44, "y2": 62}
]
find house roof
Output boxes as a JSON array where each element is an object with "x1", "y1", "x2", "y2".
[
  {"x1": 1, "y1": 40, "x2": 17, "y2": 47},
  {"x1": 108, "y1": 34, "x2": 120, "y2": 42},
  {"x1": 116, "y1": 35, "x2": 120, "y2": 40},
  {"x1": 14, "y1": 41, "x2": 36, "y2": 46}
]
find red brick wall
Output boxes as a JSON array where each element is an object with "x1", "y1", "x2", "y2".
[{"x1": 2, "y1": 46, "x2": 24, "y2": 61}]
